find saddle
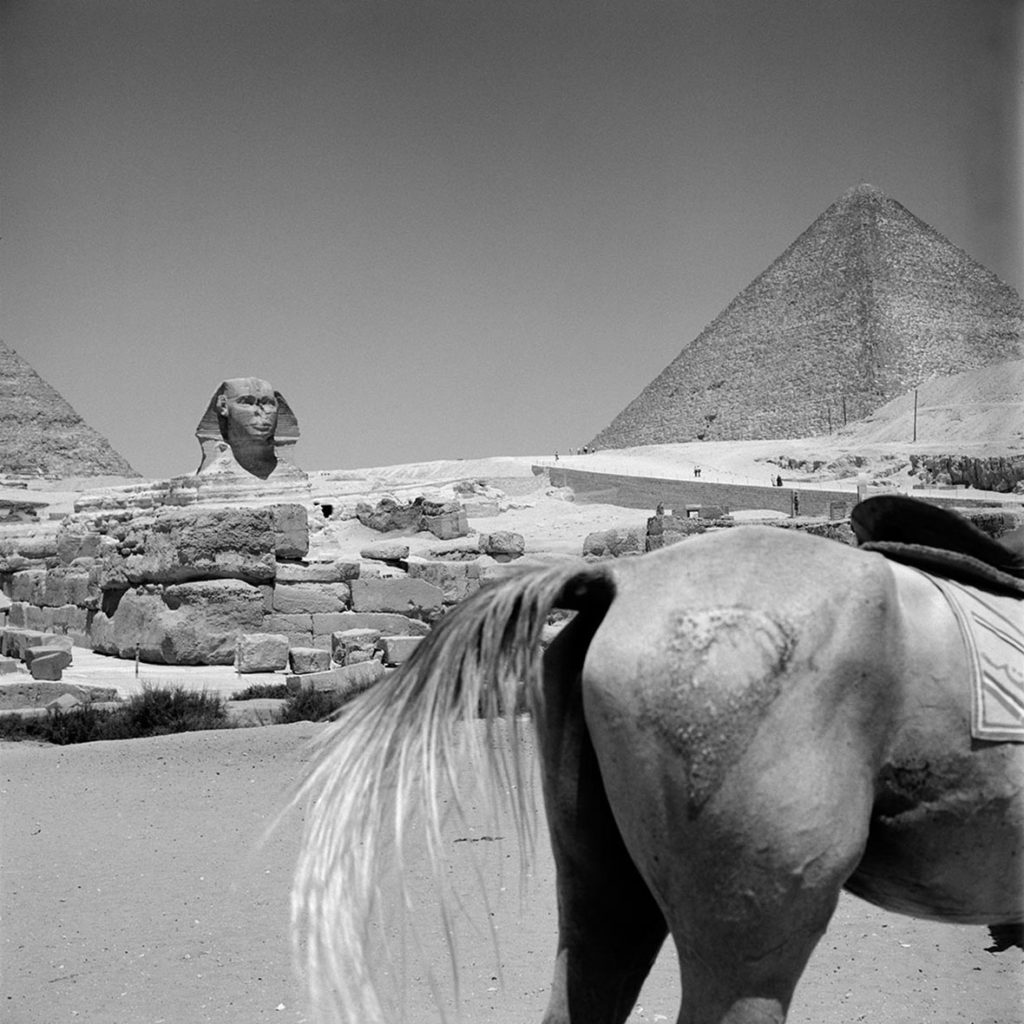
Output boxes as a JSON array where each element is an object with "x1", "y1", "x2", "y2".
[{"x1": 851, "y1": 495, "x2": 1024, "y2": 597}]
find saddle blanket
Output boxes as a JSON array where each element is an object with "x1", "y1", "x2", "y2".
[{"x1": 926, "y1": 573, "x2": 1024, "y2": 742}]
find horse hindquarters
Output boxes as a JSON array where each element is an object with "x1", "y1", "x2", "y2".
[
  {"x1": 578, "y1": 547, "x2": 895, "y2": 1023},
  {"x1": 535, "y1": 614, "x2": 669, "y2": 1024}
]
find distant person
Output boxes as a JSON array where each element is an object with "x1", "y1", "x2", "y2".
[
  {"x1": 776, "y1": 474, "x2": 783, "y2": 488},
  {"x1": 793, "y1": 492, "x2": 801, "y2": 516},
  {"x1": 694, "y1": 466, "x2": 701, "y2": 478}
]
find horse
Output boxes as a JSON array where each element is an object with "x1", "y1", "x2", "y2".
[{"x1": 290, "y1": 523, "x2": 1023, "y2": 1024}]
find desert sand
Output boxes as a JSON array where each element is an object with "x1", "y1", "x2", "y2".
[{"x1": 2, "y1": 720, "x2": 1022, "y2": 1024}]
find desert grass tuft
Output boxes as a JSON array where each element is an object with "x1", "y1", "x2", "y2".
[
  {"x1": 231, "y1": 681, "x2": 292, "y2": 701},
  {"x1": 0, "y1": 685, "x2": 232, "y2": 745},
  {"x1": 274, "y1": 688, "x2": 351, "y2": 724}
]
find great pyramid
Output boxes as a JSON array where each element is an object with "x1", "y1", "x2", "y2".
[
  {"x1": 0, "y1": 340, "x2": 138, "y2": 477},
  {"x1": 590, "y1": 184, "x2": 1023, "y2": 449}
]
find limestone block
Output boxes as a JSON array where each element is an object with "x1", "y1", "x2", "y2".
[
  {"x1": 360, "y1": 542, "x2": 410, "y2": 563},
  {"x1": 275, "y1": 560, "x2": 360, "y2": 583},
  {"x1": 40, "y1": 569, "x2": 94, "y2": 608},
  {"x1": 331, "y1": 628, "x2": 382, "y2": 665},
  {"x1": 377, "y1": 635, "x2": 423, "y2": 666},
  {"x1": 270, "y1": 583, "x2": 350, "y2": 615},
  {"x1": 270, "y1": 504, "x2": 310, "y2": 560},
  {"x1": 121, "y1": 507, "x2": 279, "y2": 585},
  {"x1": 260, "y1": 623, "x2": 315, "y2": 649},
  {"x1": 356, "y1": 496, "x2": 423, "y2": 533},
  {"x1": 26, "y1": 647, "x2": 72, "y2": 681},
  {"x1": 50, "y1": 605, "x2": 89, "y2": 634},
  {"x1": 349, "y1": 578, "x2": 443, "y2": 617},
  {"x1": 262, "y1": 612, "x2": 315, "y2": 637},
  {"x1": 406, "y1": 561, "x2": 478, "y2": 604},
  {"x1": 47, "y1": 693, "x2": 83, "y2": 711},
  {"x1": 645, "y1": 514, "x2": 706, "y2": 552},
  {"x1": 463, "y1": 499, "x2": 501, "y2": 518},
  {"x1": 479, "y1": 531, "x2": 525, "y2": 561},
  {"x1": 313, "y1": 611, "x2": 431, "y2": 637},
  {"x1": 91, "y1": 580, "x2": 264, "y2": 665},
  {"x1": 1, "y1": 628, "x2": 70, "y2": 660},
  {"x1": 477, "y1": 561, "x2": 530, "y2": 585},
  {"x1": 6, "y1": 602, "x2": 28, "y2": 628},
  {"x1": 56, "y1": 525, "x2": 103, "y2": 565},
  {"x1": 289, "y1": 647, "x2": 331, "y2": 674},
  {"x1": 22, "y1": 605, "x2": 54, "y2": 631},
  {"x1": 286, "y1": 659, "x2": 386, "y2": 700},
  {"x1": 423, "y1": 510, "x2": 469, "y2": 541},
  {"x1": 235, "y1": 633, "x2": 290, "y2": 673},
  {"x1": 12, "y1": 533, "x2": 59, "y2": 561},
  {"x1": 0, "y1": 655, "x2": 20, "y2": 675},
  {"x1": 9, "y1": 570, "x2": 46, "y2": 605},
  {"x1": 97, "y1": 552, "x2": 130, "y2": 591},
  {"x1": 582, "y1": 528, "x2": 644, "y2": 559}
]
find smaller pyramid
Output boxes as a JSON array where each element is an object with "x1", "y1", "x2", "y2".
[
  {"x1": 591, "y1": 185, "x2": 1024, "y2": 449},
  {"x1": 0, "y1": 340, "x2": 139, "y2": 477}
]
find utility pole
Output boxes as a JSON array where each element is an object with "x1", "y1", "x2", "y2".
[{"x1": 912, "y1": 388, "x2": 918, "y2": 442}]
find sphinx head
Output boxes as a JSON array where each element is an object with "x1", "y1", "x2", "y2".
[
  {"x1": 215, "y1": 377, "x2": 279, "y2": 447},
  {"x1": 195, "y1": 377, "x2": 299, "y2": 480}
]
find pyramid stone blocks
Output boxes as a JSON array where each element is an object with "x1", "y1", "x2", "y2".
[
  {"x1": 591, "y1": 185, "x2": 1023, "y2": 449},
  {"x1": 0, "y1": 340, "x2": 137, "y2": 476}
]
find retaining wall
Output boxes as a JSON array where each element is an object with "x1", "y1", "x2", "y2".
[{"x1": 542, "y1": 466, "x2": 1012, "y2": 518}]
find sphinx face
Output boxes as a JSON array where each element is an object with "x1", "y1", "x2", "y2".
[{"x1": 217, "y1": 378, "x2": 279, "y2": 445}]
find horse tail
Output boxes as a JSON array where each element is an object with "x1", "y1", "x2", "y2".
[{"x1": 290, "y1": 557, "x2": 616, "y2": 1023}]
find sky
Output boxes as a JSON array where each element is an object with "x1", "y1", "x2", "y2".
[{"x1": 2, "y1": 0, "x2": 1022, "y2": 479}]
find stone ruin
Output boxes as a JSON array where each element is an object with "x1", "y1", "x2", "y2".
[{"x1": 0, "y1": 378, "x2": 531, "y2": 705}]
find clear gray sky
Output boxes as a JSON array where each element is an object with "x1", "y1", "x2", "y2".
[{"x1": 2, "y1": 0, "x2": 1021, "y2": 478}]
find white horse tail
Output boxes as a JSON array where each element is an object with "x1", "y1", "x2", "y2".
[{"x1": 290, "y1": 557, "x2": 616, "y2": 1024}]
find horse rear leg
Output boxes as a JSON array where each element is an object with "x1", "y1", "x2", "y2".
[
  {"x1": 605, "y1": 715, "x2": 876, "y2": 1024},
  {"x1": 535, "y1": 616, "x2": 669, "y2": 1024}
]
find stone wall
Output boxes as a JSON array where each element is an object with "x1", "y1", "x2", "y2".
[
  {"x1": 547, "y1": 466, "x2": 856, "y2": 518},
  {"x1": 545, "y1": 466, "x2": 1014, "y2": 519},
  {"x1": 0, "y1": 499, "x2": 505, "y2": 668}
]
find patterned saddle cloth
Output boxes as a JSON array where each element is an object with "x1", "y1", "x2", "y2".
[
  {"x1": 922, "y1": 574, "x2": 1024, "y2": 743},
  {"x1": 851, "y1": 496, "x2": 1024, "y2": 742}
]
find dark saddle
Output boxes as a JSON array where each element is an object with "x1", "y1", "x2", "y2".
[{"x1": 851, "y1": 495, "x2": 1024, "y2": 597}]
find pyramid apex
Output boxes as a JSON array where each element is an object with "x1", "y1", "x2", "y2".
[{"x1": 838, "y1": 182, "x2": 887, "y2": 202}]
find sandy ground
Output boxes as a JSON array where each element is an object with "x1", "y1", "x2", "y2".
[{"x1": 2, "y1": 720, "x2": 1021, "y2": 1024}]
